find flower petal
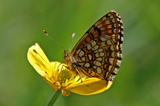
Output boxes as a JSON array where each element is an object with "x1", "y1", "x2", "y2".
[
  {"x1": 67, "y1": 78, "x2": 113, "y2": 95},
  {"x1": 27, "y1": 43, "x2": 53, "y2": 77}
]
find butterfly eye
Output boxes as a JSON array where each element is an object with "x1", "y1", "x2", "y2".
[
  {"x1": 64, "y1": 51, "x2": 70, "y2": 58},
  {"x1": 65, "y1": 54, "x2": 68, "y2": 57}
]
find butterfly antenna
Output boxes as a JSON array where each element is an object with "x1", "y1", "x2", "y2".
[
  {"x1": 43, "y1": 30, "x2": 66, "y2": 51},
  {"x1": 69, "y1": 33, "x2": 75, "y2": 52}
]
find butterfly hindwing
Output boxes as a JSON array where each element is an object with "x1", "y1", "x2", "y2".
[{"x1": 71, "y1": 11, "x2": 123, "y2": 81}]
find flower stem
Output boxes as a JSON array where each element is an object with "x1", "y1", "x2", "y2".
[{"x1": 47, "y1": 90, "x2": 61, "y2": 106}]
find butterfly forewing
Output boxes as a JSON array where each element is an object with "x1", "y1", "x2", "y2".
[{"x1": 68, "y1": 11, "x2": 123, "y2": 81}]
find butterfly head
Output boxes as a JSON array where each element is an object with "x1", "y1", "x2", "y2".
[{"x1": 63, "y1": 50, "x2": 71, "y2": 64}]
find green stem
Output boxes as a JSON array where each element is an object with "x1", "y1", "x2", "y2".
[{"x1": 47, "y1": 90, "x2": 61, "y2": 106}]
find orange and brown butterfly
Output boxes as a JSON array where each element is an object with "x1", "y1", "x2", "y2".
[{"x1": 46, "y1": 10, "x2": 123, "y2": 82}]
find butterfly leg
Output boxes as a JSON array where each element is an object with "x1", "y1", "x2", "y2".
[
  {"x1": 60, "y1": 66, "x2": 83, "y2": 83},
  {"x1": 55, "y1": 64, "x2": 83, "y2": 83},
  {"x1": 75, "y1": 69, "x2": 83, "y2": 82},
  {"x1": 54, "y1": 64, "x2": 66, "y2": 83}
]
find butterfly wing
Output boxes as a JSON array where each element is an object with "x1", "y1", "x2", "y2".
[{"x1": 71, "y1": 11, "x2": 123, "y2": 81}]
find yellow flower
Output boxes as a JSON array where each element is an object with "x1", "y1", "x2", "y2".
[{"x1": 27, "y1": 43, "x2": 113, "y2": 96}]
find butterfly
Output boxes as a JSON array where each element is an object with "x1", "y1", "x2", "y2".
[
  {"x1": 46, "y1": 11, "x2": 123, "y2": 82},
  {"x1": 63, "y1": 11, "x2": 123, "y2": 82}
]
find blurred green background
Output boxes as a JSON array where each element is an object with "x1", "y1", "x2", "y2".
[{"x1": 1, "y1": 0, "x2": 160, "y2": 106}]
